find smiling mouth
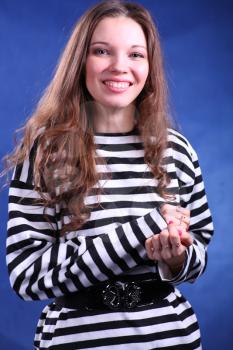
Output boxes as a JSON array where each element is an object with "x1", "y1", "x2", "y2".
[{"x1": 103, "y1": 81, "x2": 132, "y2": 89}]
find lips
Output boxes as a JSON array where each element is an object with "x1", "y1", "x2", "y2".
[{"x1": 103, "y1": 80, "x2": 133, "y2": 89}]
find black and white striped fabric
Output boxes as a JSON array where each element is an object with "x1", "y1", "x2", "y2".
[{"x1": 7, "y1": 128, "x2": 213, "y2": 349}]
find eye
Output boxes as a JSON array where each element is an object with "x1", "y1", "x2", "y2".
[
  {"x1": 93, "y1": 48, "x2": 109, "y2": 56},
  {"x1": 130, "y1": 52, "x2": 145, "y2": 59}
]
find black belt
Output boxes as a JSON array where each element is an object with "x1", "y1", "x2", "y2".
[{"x1": 55, "y1": 279, "x2": 174, "y2": 311}]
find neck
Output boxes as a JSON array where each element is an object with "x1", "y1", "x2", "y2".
[{"x1": 93, "y1": 103, "x2": 136, "y2": 133}]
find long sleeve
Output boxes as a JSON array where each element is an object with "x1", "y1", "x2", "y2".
[
  {"x1": 7, "y1": 156, "x2": 167, "y2": 301},
  {"x1": 158, "y1": 130, "x2": 214, "y2": 284}
]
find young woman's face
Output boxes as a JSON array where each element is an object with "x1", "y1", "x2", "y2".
[{"x1": 85, "y1": 16, "x2": 149, "y2": 110}]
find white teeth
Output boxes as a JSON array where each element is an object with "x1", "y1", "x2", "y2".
[{"x1": 104, "y1": 81, "x2": 130, "y2": 89}]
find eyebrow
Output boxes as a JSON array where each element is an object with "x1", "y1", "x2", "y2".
[{"x1": 90, "y1": 41, "x2": 147, "y2": 49}]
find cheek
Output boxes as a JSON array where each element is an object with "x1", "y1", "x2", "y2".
[
  {"x1": 86, "y1": 57, "x2": 104, "y2": 78},
  {"x1": 135, "y1": 64, "x2": 149, "y2": 85},
  {"x1": 85, "y1": 58, "x2": 94, "y2": 82},
  {"x1": 85, "y1": 59, "x2": 100, "y2": 94}
]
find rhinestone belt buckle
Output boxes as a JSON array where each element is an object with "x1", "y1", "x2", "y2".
[
  {"x1": 102, "y1": 282, "x2": 142, "y2": 310},
  {"x1": 124, "y1": 282, "x2": 142, "y2": 309}
]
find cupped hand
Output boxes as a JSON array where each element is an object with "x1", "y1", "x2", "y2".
[{"x1": 145, "y1": 204, "x2": 193, "y2": 274}]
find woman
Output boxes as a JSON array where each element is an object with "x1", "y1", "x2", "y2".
[{"x1": 5, "y1": 1, "x2": 213, "y2": 349}]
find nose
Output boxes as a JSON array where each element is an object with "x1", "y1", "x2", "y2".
[{"x1": 109, "y1": 53, "x2": 128, "y2": 74}]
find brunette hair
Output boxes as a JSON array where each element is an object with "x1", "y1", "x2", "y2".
[{"x1": 3, "y1": 0, "x2": 172, "y2": 234}]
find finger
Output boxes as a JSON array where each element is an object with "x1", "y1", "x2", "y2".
[
  {"x1": 168, "y1": 225, "x2": 184, "y2": 255},
  {"x1": 159, "y1": 229, "x2": 173, "y2": 260},
  {"x1": 167, "y1": 219, "x2": 189, "y2": 235},
  {"x1": 159, "y1": 229, "x2": 170, "y2": 247},
  {"x1": 163, "y1": 211, "x2": 185, "y2": 226},
  {"x1": 176, "y1": 206, "x2": 190, "y2": 217},
  {"x1": 166, "y1": 216, "x2": 181, "y2": 226},
  {"x1": 151, "y1": 235, "x2": 162, "y2": 260},
  {"x1": 162, "y1": 208, "x2": 190, "y2": 227},
  {"x1": 171, "y1": 241, "x2": 184, "y2": 256},
  {"x1": 175, "y1": 210, "x2": 190, "y2": 230},
  {"x1": 179, "y1": 220, "x2": 189, "y2": 231},
  {"x1": 159, "y1": 204, "x2": 177, "y2": 221},
  {"x1": 179, "y1": 231, "x2": 193, "y2": 247},
  {"x1": 180, "y1": 215, "x2": 190, "y2": 226},
  {"x1": 145, "y1": 237, "x2": 154, "y2": 260},
  {"x1": 167, "y1": 225, "x2": 192, "y2": 250},
  {"x1": 145, "y1": 235, "x2": 162, "y2": 261},
  {"x1": 176, "y1": 207, "x2": 190, "y2": 225},
  {"x1": 176, "y1": 220, "x2": 189, "y2": 234},
  {"x1": 161, "y1": 204, "x2": 190, "y2": 218}
]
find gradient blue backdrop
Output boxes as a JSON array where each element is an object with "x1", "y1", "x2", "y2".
[{"x1": 0, "y1": 1, "x2": 232, "y2": 349}]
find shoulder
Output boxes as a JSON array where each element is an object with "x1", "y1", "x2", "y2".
[
  {"x1": 12, "y1": 137, "x2": 39, "y2": 184},
  {"x1": 167, "y1": 128, "x2": 197, "y2": 162},
  {"x1": 167, "y1": 128, "x2": 199, "y2": 182}
]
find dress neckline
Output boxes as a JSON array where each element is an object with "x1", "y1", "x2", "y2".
[{"x1": 94, "y1": 126, "x2": 139, "y2": 137}]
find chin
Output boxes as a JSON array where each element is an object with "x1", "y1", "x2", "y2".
[{"x1": 101, "y1": 99, "x2": 135, "y2": 109}]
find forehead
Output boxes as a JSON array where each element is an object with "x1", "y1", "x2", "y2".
[{"x1": 90, "y1": 16, "x2": 147, "y2": 47}]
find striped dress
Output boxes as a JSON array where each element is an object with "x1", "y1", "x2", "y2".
[{"x1": 7, "y1": 127, "x2": 213, "y2": 350}]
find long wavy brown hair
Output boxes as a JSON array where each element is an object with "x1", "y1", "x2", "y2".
[{"x1": 3, "y1": 0, "x2": 173, "y2": 234}]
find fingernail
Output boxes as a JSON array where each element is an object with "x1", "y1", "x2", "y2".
[
  {"x1": 178, "y1": 229, "x2": 182, "y2": 236},
  {"x1": 168, "y1": 220, "x2": 174, "y2": 225}
]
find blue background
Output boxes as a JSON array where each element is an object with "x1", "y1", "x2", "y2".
[{"x1": 0, "y1": 0, "x2": 232, "y2": 349}]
